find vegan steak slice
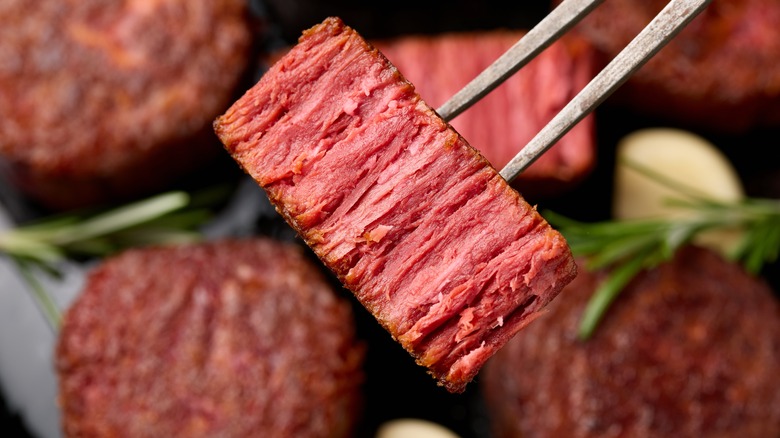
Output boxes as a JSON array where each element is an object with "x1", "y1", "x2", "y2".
[
  {"x1": 375, "y1": 30, "x2": 597, "y2": 199},
  {"x1": 214, "y1": 17, "x2": 577, "y2": 393}
]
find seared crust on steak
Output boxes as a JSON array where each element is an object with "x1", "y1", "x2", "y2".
[
  {"x1": 0, "y1": 0, "x2": 253, "y2": 210},
  {"x1": 56, "y1": 239, "x2": 365, "y2": 437},
  {"x1": 482, "y1": 246, "x2": 780, "y2": 438}
]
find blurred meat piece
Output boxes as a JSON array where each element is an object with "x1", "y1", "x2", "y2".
[
  {"x1": 482, "y1": 245, "x2": 780, "y2": 438},
  {"x1": 566, "y1": 0, "x2": 780, "y2": 132},
  {"x1": 375, "y1": 30, "x2": 597, "y2": 198},
  {"x1": 0, "y1": 0, "x2": 253, "y2": 211},
  {"x1": 215, "y1": 17, "x2": 577, "y2": 393},
  {"x1": 56, "y1": 239, "x2": 365, "y2": 437}
]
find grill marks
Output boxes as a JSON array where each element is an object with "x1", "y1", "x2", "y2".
[{"x1": 215, "y1": 17, "x2": 576, "y2": 393}]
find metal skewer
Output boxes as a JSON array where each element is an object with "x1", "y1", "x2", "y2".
[
  {"x1": 436, "y1": 0, "x2": 713, "y2": 183},
  {"x1": 437, "y1": 0, "x2": 605, "y2": 122}
]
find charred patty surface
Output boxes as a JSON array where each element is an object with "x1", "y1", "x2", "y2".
[
  {"x1": 0, "y1": 0, "x2": 252, "y2": 210},
  {"x1": 567, "y1": 0, "x2": 780, "y2": 132},
  {"x1": 56, "y1": 239, "x2": 365, "y2": 437},
  {"x1": 482, "y1": 245, "x2": 780, "y2": 438}
]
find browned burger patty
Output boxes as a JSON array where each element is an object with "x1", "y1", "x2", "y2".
[
  {"x1": 566, "y1": 0, "x2": 780, "y2": 132},
  {"x1": 56, "y1": 239, "x2": 365, "y2": 437},
  {"x1": 481, "y1": 245, "x2": 780, "y2": 438},
  {"x1": 0, "y1": 0, "x2": 252, "y2": 210}
]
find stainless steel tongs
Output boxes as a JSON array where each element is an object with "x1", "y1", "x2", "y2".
[{"x1": 435, "y1": 0, "x2": 713, "y2": 183}]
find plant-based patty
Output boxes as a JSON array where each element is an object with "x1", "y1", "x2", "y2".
[
  {"x1": 56, "y1": 239, "x2": 365, "y2": 437},
  {"x1": 566, "y1": 0, "x2": 780, "y2": 132},
  {"x1": 482, "y1": 245, "x2": 780, "y2": 438},
  {"x1": 0, "y1": 0, "x2": 252, "y2": 210}
]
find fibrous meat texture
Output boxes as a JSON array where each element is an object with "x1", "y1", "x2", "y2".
[{"x1": 215, "y1": 17, "x2": 576, "y2": 393}]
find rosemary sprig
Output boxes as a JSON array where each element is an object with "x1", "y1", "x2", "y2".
[
  {"x1": 0, "y1": 191, "x2": 215, "y2": 330},
  {"x1": 545, "y1": 159, "x2": 780, "y2": 340}
]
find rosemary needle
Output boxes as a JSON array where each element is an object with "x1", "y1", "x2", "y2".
[
  {"x1": 0, "y1": 190, "x2": 215, "y2": 330},
  {"x1": 545, "y1": 159, "x2": 780, "y2": 340}
]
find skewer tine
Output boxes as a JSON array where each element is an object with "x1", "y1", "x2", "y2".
[
  {"x1": 500, "y1": 0, "x2": 713, "y2": 183},
  {"x1": 436, "y1": 0, "x2": 606, "y2": 122}
]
